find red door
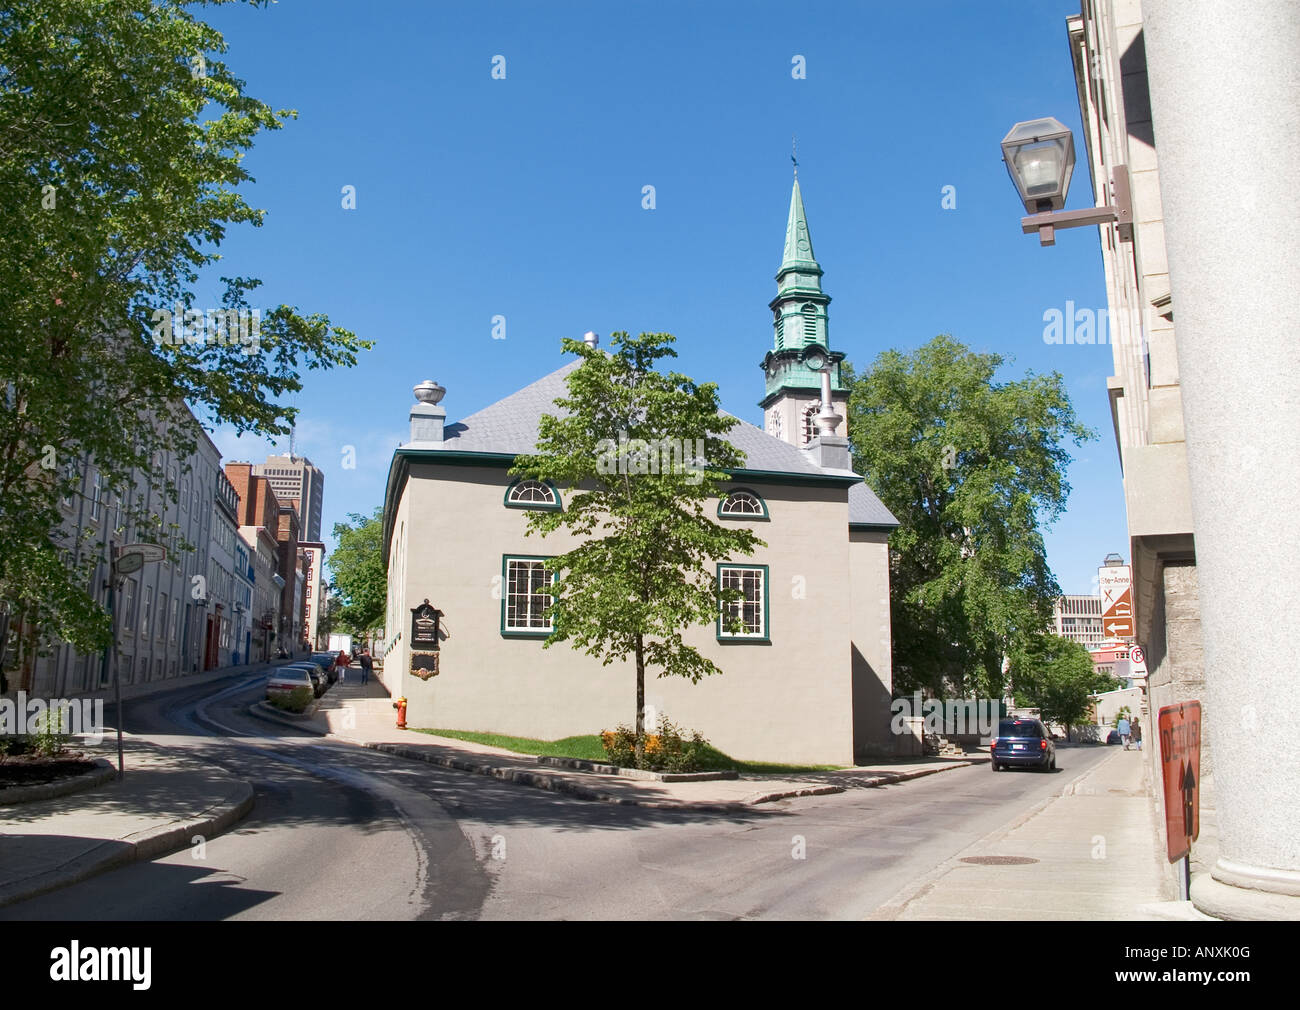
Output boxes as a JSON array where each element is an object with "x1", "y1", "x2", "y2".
[{"x1": 203, "y1": 616, "x2": 215, "y2": 671}]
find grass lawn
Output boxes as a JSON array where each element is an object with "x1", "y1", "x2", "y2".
[
  {"x1": 415, "y1": 729, "x2": 842, "y2": 775},
  {"x1": 417, "y1": 729, "x2": 608, "y2": 762}
]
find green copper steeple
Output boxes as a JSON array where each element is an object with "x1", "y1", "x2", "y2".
[
  {"x1": 759, "y1": 173, "x2": 848, "y2": 440},
  {"x1": 769, "y1": 176, "x2": 831, "y2": 352},
  {"x1": 777, "y1": 177, "x2": 824, "y2": 296}
]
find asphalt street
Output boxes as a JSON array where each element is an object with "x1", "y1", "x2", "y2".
[{"x1": 1, "y1": 673, "x2": 1113, "y2": 920}]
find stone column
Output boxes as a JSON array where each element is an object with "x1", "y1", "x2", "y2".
[{"x1": 1142, "y1": 0, "x2": 1300, "y2": 918}]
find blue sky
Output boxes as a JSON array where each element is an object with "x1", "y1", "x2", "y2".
[{"x1": 202, "y1": 0, "x2": 1125, "y2": 595}]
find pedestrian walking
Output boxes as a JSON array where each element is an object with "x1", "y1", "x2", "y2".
[
  {"x1": 1132, "y1": 718, "x2": 1142, "y2": 751},
  {"x1": 360, "y1": 649, "x2": 373, "y2": 685},
  {"x1": 336, "y1": 649, "x2": 349, "y2": 683},
  {"x1": 1117, "y1": 715, "x2": 1131, "y2": 749}
]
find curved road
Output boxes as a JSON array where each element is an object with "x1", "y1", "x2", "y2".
[{"x1": 1, "y1": 674, "x2": 1112, "y2": 920}]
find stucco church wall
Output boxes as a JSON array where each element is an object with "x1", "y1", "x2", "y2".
[
  {"x1": 849, "y1": 529, "x2": 893, "y2": 757},
  {"x1": 388, "y1": 462, "x2": 857, "y2": 766},
  {"x1": 379, "y1": 484, "x2": 412, "y2": 697}
]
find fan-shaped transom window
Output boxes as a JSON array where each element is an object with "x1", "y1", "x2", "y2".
[
  {"x1": 505, "y1": 479, "x2": 560, "y2": 510},
  {"x1": 718, "y1": 489, "x2": 768, "y2": 520}
]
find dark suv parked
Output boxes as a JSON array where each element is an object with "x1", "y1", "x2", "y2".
[{"x1": 991, "y1": 717, "x2": 1056, "y2": 772}]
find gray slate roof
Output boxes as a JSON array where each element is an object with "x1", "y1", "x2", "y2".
[
  {"x1": 848, "y1": 481, "x2": 899, "y2": 528},
  {"x1": 438, "y1": 361, "x2": 580, "y2": 454},
  {"x1": 428, "y1": 361, "x2": 898, "y2": 527}
]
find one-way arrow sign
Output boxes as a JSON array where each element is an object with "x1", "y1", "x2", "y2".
[{"x1": 1159, "y1": 701, "x2": 1202, "y2": 862}]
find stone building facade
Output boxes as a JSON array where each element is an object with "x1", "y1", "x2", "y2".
[
  {"x1": 20, "y1": 419, "x2": 222, "y2": 696},
  {"x1": 1068, "y1": 0, "x2": 1299, "y2": 918}
]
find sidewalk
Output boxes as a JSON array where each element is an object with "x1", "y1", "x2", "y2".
[
  {"x1": 0, "y1": 741, "x2": 254, "y2": 909},
  {"x1": 250, "y1": 676, "x2": 982, "y2": 810},
  {"x1": 875, "y1": 748, "x2": 1175, "y2": 920}
]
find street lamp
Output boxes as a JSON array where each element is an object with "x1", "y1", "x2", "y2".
[
  {"x1": 1001, "y1": 117, "x2": 1132, "y2": 246},
  {"x1": 1001, "y1": 117, "x2": 1075, "y2": 213}
]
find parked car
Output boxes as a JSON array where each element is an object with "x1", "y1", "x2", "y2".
[
  {"x1": 266, "y1": 666, "x2": 315, "y2": 700},
  {"x1": 991, "y1": 717, "x2": 1056, "y2": 772},
  {"x1": 1105, "y1": 728, "x2": 1122, "y2": 745},
  {"x1": 308, "y1": 653, "x2": 339, "y2": 684},
  {"x1": 280, "y1": 661, "x2": 329, "y2": 697}
]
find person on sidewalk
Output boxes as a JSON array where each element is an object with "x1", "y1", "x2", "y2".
[
  {"x1": 1131, "y1": 718, "x2": 1142, "y2": 751},
  {"x1": 335, "y1": 650, "x2": 349, "y2": 683},
  {"x1": 1117, "y1": 715, "x2": 1131, "y2": 750},
  {"x1": 359, "y1": 649, "x2": 372, "y2": 685}
]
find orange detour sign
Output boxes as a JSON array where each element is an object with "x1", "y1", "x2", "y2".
[
  {"x1": 1099, "y1": 563, "x2": 1135, "y2": 638},
  {"x1": 1157, "y1": 700, "x2": 1202, "y2": 862}
]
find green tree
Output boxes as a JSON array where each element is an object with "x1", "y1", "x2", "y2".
[
  {"x1": 847, "y1": 335, "x2": 1093, "y2": 699},
  {"x1": 511, "y1": 333, "x2": 763, "y2": 760},
  {"x1": 327, "y1": 509, "x2": 386, "y2": 636},
  {"x1": 1010, "y1": 633, "x2": 1119, "y2": 738},
  {"x1": 0, "y1": 0, "x2": 369, "y2": 657}
]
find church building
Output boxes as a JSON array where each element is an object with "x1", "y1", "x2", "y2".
[{"x1": 380, "y1": 178, "x2": 899, "y2": 765}]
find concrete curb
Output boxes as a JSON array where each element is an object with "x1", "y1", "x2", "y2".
[
  {"x1": 743, "y1": 784, "x2": 845, "y2": 803},
  {"x1": 534, "y1": 755, "x2": 739, "y2": 782},
  {"x1": 246, "y1": 698, "x2": 981, "y2": 809},
  {"x1": 0, "y1": 779, "x2": 255, "y2": 910},
  {"x1": 360, "y1": 740, "x2": 760, "y2": 810},
  {"x1": 248, "y1": 700, "x2": 322, "y2": 728},
  {"x1": 0, "y1": 758, "x2": 116, "y2": 806},
  {"x1": 866, "y1": 761, "x2": 979, "y2": 786},
  {"x1": 352, "y1": 739, "x2": 978, "y2": 810},
  {"x1": 126, "y1": 780, "x2": 256, "y2": 861}
]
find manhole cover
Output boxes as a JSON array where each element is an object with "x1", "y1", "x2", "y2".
[{"x1": 960, "y1": 855, "x2": 1039, "y2": 865}]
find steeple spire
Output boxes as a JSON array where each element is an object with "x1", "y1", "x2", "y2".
[
  {"x1": 759, "y1": 170, "x2": 847, "y2": 448},
  {"x1": 777, "y1": 177, "x2": 823, "y2": 295}
]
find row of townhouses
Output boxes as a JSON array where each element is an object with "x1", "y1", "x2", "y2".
[{"x1": 4, "y1": 425, "x2": 326, "y2": 698}]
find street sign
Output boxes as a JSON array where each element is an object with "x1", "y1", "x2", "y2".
[
  {"x1": 1157, "y1": 700, "x2": 1201, "y2": 862},
  {"x1": 120, "y1": 543, "x2": 166, "y2": 564},
  {"x1": 113, "y1": 553, "x2": 143, "y2": 575},
  {"x1": 1099, "y1": 564, "x2": 1134, "y2": 638}
]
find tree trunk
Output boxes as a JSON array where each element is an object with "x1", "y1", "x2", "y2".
[{"x1": 634, "y1": 634, "x2": 645, "y2": 765}]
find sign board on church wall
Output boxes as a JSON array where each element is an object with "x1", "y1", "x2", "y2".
[
  {"x1": 411, "y1": 652, "x2": 440, "y2": 679},
  {"x1": 409, "y1": 599, "x2": 443, "y2": 680}
]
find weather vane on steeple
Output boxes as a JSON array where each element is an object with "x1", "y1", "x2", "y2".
[{"x1": 792, "y1": 135, "x2": 798, "y2": 178}]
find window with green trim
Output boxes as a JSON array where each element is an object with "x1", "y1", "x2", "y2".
[
  {"x1": 718, "y1": 564, "x2": 767, "y2": 639},
  {"x1": 505, "y1": 479, "x2": 561, "y2": 510},
  {"x1": 718, "y1": 489, "x2": 767, "y2": 519},
  {"x1": 503, "y1": 556, "x2": 556, "y2": 633}
]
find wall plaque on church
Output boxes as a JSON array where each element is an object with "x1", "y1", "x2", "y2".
[
  {"x1": 410, "y1": 650, "x2": 440, "y2": 680},
  {"x1": 410, "y1": 599, "x2": 442, "y2": 651}
]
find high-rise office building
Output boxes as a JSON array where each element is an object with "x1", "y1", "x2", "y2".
[
  {"x1": 253, "y1": 455, "x2": 324, "y2": 542},
  {"x1": 1052, "y1": 595, "x2": 1106, "y2": 650}
]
